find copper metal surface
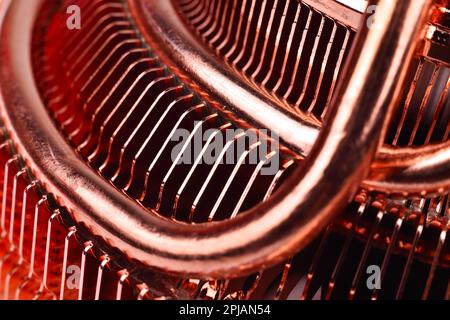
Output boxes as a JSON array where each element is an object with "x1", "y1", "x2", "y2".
[
  {"x1": 0, "y1": 0, "x2": 436, "y2": 279},
  {"x1": 148, "y1": 0, "x2": 450, "y2": 196},
  {"x1": 0, "y1": 0, "x2": 448, "y2": 300}
]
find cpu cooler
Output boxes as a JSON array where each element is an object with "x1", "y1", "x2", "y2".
[{"x1": 0, "y1": 0, "x2": 448, "y2": 300}]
